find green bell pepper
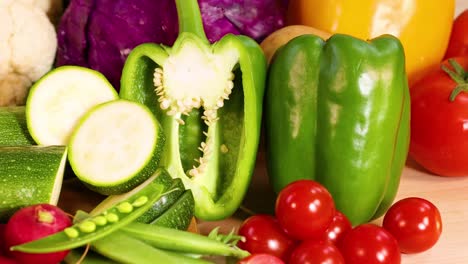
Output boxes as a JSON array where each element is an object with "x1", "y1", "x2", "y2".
[
  {"x1": 119, "y1": 0, "x2": 266, "y2": 220},
  {"x1": 265, "y1": 34, "x2": 410, "y2": 225}
]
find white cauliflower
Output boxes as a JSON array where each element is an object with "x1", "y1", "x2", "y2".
[{"x1": 0, "y1": 0, "x2": 59, "y2": 106}]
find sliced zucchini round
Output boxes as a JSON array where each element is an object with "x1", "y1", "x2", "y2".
[
  {"x1": 26, "y1": 66, "x2": 119, "y2": 145},
  {"x1": 68, "y1": 100, "x2": 165, "y2": 195}
]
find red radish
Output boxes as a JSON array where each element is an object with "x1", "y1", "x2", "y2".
[
  {"x1": 238, "y1": 253, "x2": 285, "y2": 264},
  {"x1": 4, "y1": 204, "x2": 72, "y2": 264},
  {"x1": 0, "y1": 255, "x2": 18, "y2": 264},
  {"x1": 1, "y1": 224, "x2": 7, "y2": 255}
]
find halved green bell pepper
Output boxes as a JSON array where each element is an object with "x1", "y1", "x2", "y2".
[
  {"x1": 119, "y1": 0, "x2": 266, "y2": 220},
  {"x1": 265, "y1": 34, "x2": 410, "y2": 225}
]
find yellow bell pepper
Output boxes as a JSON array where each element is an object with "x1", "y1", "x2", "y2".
[{"x1": 287, "y1": 0, "x2": 455, "y2": 85}]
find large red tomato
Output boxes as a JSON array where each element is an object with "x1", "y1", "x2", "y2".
[
  {"x1": 444, "y1": 10, "x2": 468, "y2": 59},
  {"x1": 409, "y1": 57, "x2": 468, "y2": 176}
]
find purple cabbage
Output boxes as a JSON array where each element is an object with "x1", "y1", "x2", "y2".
[{"x1": 56, "y1": 0, "x2": 286, "y2": 90}]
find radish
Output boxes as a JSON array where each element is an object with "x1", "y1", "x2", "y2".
[
  {"x1": 1, "y1": 224, "x2": 7, "y2": 254},
  {"x1": 1, "y1": 224, "x2": 17, "y2": 264},
  {"x1": 0, "y1": 255, "x2": 18, "y2": 264},
  {"x1": 4, "y1": 204, "x2": 72, "y2": 264}
]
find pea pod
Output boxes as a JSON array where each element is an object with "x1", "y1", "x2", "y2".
[
  {"x1": 121, "y1": 222, "x2": 249, "y2": 259},
  {"x1": 91, "y1": 230, "x2": 211, "y2": 264},
  {"x1": 10, "y1": 169, "x2": 170, "y2": 253}
]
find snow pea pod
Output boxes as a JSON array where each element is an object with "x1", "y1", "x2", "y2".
[
  {"x1": 121, "y1": 222, "x2": 250, "y2": 259},
  {"x1": 92, "y1": 230, "x2": 211, "y2": 264}
]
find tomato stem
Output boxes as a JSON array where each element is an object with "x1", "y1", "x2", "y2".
[{"x1": 442, "y1": 59, "x2": 468, "y2": 101}]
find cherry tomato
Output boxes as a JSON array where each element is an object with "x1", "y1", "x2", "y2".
[
  {"x1": 289, "y1": 240, "x2": 345, "y2": 264},
  {"x1": 444, "y1": 10, "x2": 468, "y2": 59},
  {"x1": 409, "y1": 57, "x2": 468, "y2": 176},
  {"x1": 323, "y1": 210, "x2": 352, "y2": 245},
  {"x1": 383, "y1": 197, "x2": 442, "y2": 254},
  {"x1": 237, "y1": 215, "x2": 296, "y2": 261},
  {"x1": 275, "y1": 180, "x2": 335, "y2": 241},
  {"x1": 237, "y1": 253, "x2": 285, "y2": 264},
  {"x1": 338, "y1": 224, "x2": 401, "y2": 264}
]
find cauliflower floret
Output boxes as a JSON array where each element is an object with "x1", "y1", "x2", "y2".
[
  {"x1": 20, "y1": 0, "x2": 63, "y2": 25},
  {"x1": 0, "y1": 0, "x2": 57, "y2": 106}
]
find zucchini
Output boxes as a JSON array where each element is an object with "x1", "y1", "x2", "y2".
[
  {"x1": 68, "y1": 100, "x2": 165, "y2": 195},
  {"x1": 0, "y1": 146, "x2": 67, "y2": 222},
  {"x1": 0, "y1": 107, "x2": 34, "y2": 146},
  {"x1": 26, "y1": 66, "x2": 119, "y2": 145},
  {"x1": 150, "y1": 190, "x2": 195, "y2": 230}
]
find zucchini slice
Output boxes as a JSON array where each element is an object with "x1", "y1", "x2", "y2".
[
  {"x1": 26, "y1": 66, "x2": 119, "y2": 145},
  {"x1": 68, "y1": 100, "x2": 165, "y2": 195}
]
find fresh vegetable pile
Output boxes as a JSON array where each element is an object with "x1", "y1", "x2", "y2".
[{"x1": 1, "y1": 0, "x2": 468, "y2": 263}]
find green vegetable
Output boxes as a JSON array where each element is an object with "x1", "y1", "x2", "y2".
[
  {"x1": 0, "y1": 107, "x2": 34, "y2": 146},
  {"x1": 265, "y1": 34, "x2": 410, "y2": 225},
  {"x1": 26, "y1": 66, "x2": 118, "y2": 145},
  {"x1": 119, "y1": 0, "x2": 266, "y2": 220},
  {"x1": 90, "y1": 171, "x2": 186, "y2": 224},
  {"x1": 91, "y1": 231, "x2": 211, "y2": 264},
  {"x1": 65, "y1": 249, "x2": 116, "y2": 264},
  {"x1": 121, "y1": 222, "x2": 248, "y2": 259},
  {"x1": 150, "y1": 190, "x2": 194, "y2": 230},
  {"x1": 68, "y1": 100, "x2": 165, "y2": 195},
  {"x1": 0, "y1": 146, "x2": 67, "y2": 222},
  {"x1": 10, "y1": 169, "x2": 171, "y2": 253}
]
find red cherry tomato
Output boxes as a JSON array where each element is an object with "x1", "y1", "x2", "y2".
[
  {"x1": 323, "y1": 210, "x2": 352, "y2": 245},
  {"x1": 338, "y1": 224, "x2": 401, "y2": 264},
  {"x1": 237, "y1": 215, "x2": 296, "y2": 261},
  {"x1": 409, "y1": 57, "x2": 468, "y2": 176},
  {"x1": 275, "y1": 180, "x2": 335, "y2": 241},
  {"x1": 237, "y1": 253, "x2": 285, "y2": 264},
  {"x1": 444, "y1": 10, "x2": 468, "y2": 59},
  {"x1": 289, "y1": 240, "x2": 345, "y2": 264},
  {"x1": 383, "y1": 197, "x2": 442, "y2": 254}
]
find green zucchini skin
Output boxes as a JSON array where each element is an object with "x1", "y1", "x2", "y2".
[
  {"x1": 150, "y1": 190, "x2": 195, "y2": 230},
  {"x1": 0, "y1": 146, "x2": 67, "y2": 222},
  {"x1": 0, "y1": 107, "x2": 35, "y2": 146},
  {"x1": 136, "y1": 178, "x2": 185, "y2": 224}
]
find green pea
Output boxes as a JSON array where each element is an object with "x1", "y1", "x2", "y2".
[
  {"x1": 132, "y1": 196, "x2": 149, "y2": 207},
  {"x1": 117, "y1": 202, "x2": 133, "y2": 213},
  {"x1": 64, "y1": 227, "x2": 79, "y2": 238},
  {"x1": 106, "y1": 213, "x2": 119, "y2": 223},
  {"x1": 79, "y1": 221, "x2": 97, "y2": 233},
  {"x1": 92, "y1": 215, "x2": 107, "y2": 226}
]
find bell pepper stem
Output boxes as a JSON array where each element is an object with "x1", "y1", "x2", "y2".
[{"x1": 175, "y1": 0, "x2": 209, "y2": 44}]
